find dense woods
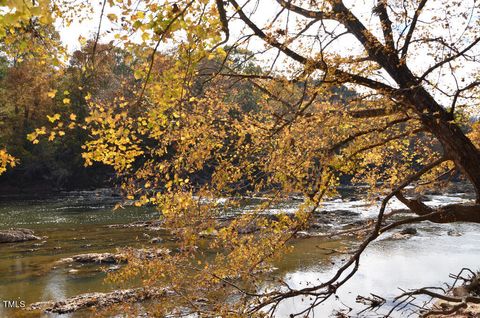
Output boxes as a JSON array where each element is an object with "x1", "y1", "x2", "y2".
[{"x1": 0, "y1": 0, "x2": 480, "y2": 317}]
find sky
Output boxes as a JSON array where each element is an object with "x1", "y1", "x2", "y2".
[{"x1": 55, "y1": 0, "x2": 480, "y2": 115}]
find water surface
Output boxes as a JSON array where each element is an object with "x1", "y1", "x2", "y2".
[{"x1": 0, "y1": 189, "x2": 478, "y2": 317}]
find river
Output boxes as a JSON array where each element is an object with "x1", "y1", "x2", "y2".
[{"x1": 0, "y1": 188, "x2": 479, "y2": 317}]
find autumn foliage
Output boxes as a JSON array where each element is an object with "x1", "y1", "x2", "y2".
[{"x1": 1, "y1": 0, "x2": 480, "y2": 316}]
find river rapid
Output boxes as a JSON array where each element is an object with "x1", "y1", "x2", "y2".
[{"x1": 0, "y1": 188, "x2": 479, "y2": 317}]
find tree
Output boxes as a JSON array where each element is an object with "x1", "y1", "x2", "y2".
[
  {"x1": 0, "y1": 1, "x2": 65, "y2": 178},
  {"x1": 0, "y1": 25, "x2": 119, "y2": 186},
  {"x1": 10, "y1": 0, "x2": 480, "y2": 316}
]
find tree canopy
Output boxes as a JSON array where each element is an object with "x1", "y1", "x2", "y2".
[{"x1": 1, "y1": 0, "x2": 480, "y2": 316}]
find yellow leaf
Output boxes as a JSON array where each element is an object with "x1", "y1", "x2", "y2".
[
  {"x1": 47, "y1": 90, "x2": 57, "y2": 98},
  {"x1": 70, "y1": 113, "x2": 77, "y2": 121},
  {"x1": 63, "y1": 98, "x2": 71, "y2": 105},
  {"x1": 27, "y1": 133, "x2": 36, "y2": 142},
  {"x1": 107, "y1": 13, "x2": 118, "y2": 21},
  {"x1": 47, "y1": 114, "x2": 61, "y2": 123},
  {"x1": 48, "y1": 132, "x2": 56, "y2": 141},
  {"x1": 134, "y1": 69, "x2": 143, "y2": 80}
]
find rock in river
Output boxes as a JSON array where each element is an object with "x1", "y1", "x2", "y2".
[
  {"x1": 57, "y1": 248, "x2": 170, "y2": 265},
  {"x1": 400, "y1": 227, "x2": 417, "y2": 235},
  {"x1": 391, "y1": 227, "x2": 417, "y2": 240},
  {"x1": 0, "y1": 228, "x2": 41, "y2": 243},
  {"x1": 29, "y1": 287, "x2": 173, "y2": 314}
]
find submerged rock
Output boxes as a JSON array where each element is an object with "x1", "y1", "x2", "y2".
[
  {"x1": 29, "y1": 287, "x2": 172, "y2": 314},
  {"x1": 150, "y1": 237, "x2": 163, "y2": 243},
  {"x1": 103, "y1": 265, "x2": 121, "y2": 273},
  {"x1": 32, "y1": 240, "x2": 47, "y2": 247},
  {"x1": 447, "y1": 229, "x2": 462, "y2": 237},
  {"x1": 107, "y1": 220, "x2": 164, "y2": 230},
  {"x1": 400, "y1": 227, "x2": 417, "y2": 235},
  {"x1": 0, "y1": 228, "x2": 41, "y2": 243},
  {"x1": 294, "y1": 231, "x2": 313, "y2": 239},
  {"x1": 391, "y1": 228, "x2": 417, "y2": 240}
]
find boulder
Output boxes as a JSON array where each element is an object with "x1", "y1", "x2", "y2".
[
  {"x1": 57, "y1": 248, "x2": 170, "y2": 265},
  {"x1": 71, "y1": 253, "x2": 126, "y2": 264},
  {"x1": 0, "y1": 228, "x2": 41, "y2": 243}
]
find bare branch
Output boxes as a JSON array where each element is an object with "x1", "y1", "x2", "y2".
[
  {"x1": 228, "y1": 0, "x2": 396, "y2": 92},
  {"x1": 275, "y1": 0, "x2": 334, "y2": 20},
  {"x1": 137, "y1": 1, "x2": 194, "y2": 103},
  {"x1": 419, "y1": 37, "x2": 480, "y2": 82},
  {"x1": 401, "y1": 0, "x2": 428, "y2": 59},
  {"x1": 450, "y1": 80, "x2": 480, "y2": 116},
  {"x1": 91, "y1": 0, "x2": 108, "y2": 67}
]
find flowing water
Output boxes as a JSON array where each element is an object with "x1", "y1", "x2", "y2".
[{"x1": 0, "y1": 189, "x2": 479, "y2": 317}]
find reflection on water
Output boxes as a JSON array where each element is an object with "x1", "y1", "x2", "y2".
[
  {"x1": 0, "y1": 190, "x2": 160, "y2": 317},
  {"x1": 0, "y1": 189, "x2": 479, "y2": 317},
  {"x1": 273, "y1": 224, "x2": 480, "y2": 317},
  {"x1": 42, "y1": 272, "x2": 67, "y2": 308}
]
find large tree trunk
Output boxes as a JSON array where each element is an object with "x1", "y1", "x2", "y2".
[
  {"x1": 333, "y1": 2, "x2": 480, "y2": 202},
  {"x1": 405, "y1": 86, "x2": 480, "y2": 203}
]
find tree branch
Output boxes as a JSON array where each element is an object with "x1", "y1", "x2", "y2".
[
  {"x1": 228, "y1": 0, "x2": 396, "y2": 92},
  {"x1": 373, "y1": 0, "x2": 395, "y2": 51},
  {"x1": 450, "y1": 80, "x2": 480, "y2": 117},
  {"x1": 91, "y1": 0, "x2": 107, "y2": 67},
  {"x1": 275, "y1": 0, "x2": 334, "y2": 20},
  {"x1": 401, "y1": 0, "x2": 428, "y2": 59},
  {"x1": 419, "y1": 36, "x2": 480, "y2": 82},
  {"x1": 330, "y1": 116, "x2": 411, "y2": 153},
  {"x1": 137, "y1": 1, "x2": 194, "y2": 103},
  {"x1": 215, "y1": 0, "x2": 229, "y2": 44}
]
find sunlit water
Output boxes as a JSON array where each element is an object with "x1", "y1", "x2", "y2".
[{"x1": 0, "y1": 189, "x2": 478, "y2": 317}]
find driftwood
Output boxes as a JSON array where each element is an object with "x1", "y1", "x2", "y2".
[
  {"x1": 390, "y1": 269, "x2": 480, "y2": 317},
  {"x1": 0, "y1": 228, "x2": 41, "y2": 243},
  {"x1": 29, "y1": 287, "x2": 172, "y2": 314}
]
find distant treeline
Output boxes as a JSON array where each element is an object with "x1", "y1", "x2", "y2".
[{"x1": 0, "y1": 28, "x2": 446, "y2": 194}]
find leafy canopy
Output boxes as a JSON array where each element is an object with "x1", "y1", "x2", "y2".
[{"x1": 2, "y1": 0, "x2": 480, "y2": 316}]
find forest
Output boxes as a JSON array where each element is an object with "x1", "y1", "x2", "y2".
[{"x1": 0, "y1": 0, "x2": 479, "y2": 317}]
